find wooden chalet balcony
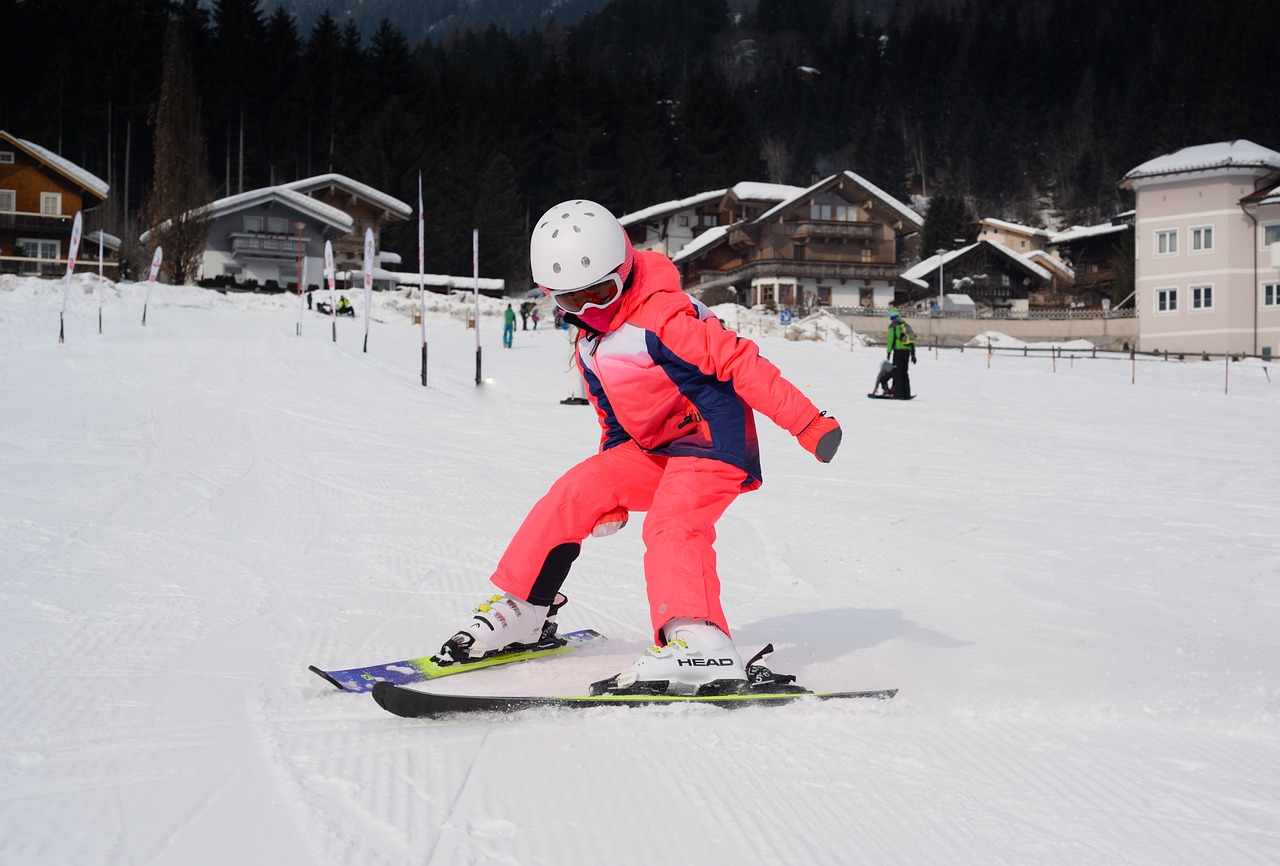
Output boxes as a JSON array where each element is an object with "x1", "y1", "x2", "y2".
[
  {"x1": 0, "y1": 211, "x2": 73, "y2": 233},
  {"x1": 230, "y1": 232, "x2": 303, "y2": 261},
  {"x1": 1070, "y1": 267, "x2": 1115, "y2": 290},
  {"x1": 790, "y1": 220, "x2": 879, "y2": 242},
  {"x1": 694, "y1": 257, "x2": 900, "y2": 286}
]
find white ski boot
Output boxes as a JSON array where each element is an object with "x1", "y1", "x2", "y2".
[
  {"x1": 601, "y1": 618, "x2": 747, "y2": 695},
  {"x1": 436, "y1": 592, "x2": 567, "y2": 664}
]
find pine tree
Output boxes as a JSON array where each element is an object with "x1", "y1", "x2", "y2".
[{"x1": 143, "y1": 20, "x2": 214, "y2": 287}]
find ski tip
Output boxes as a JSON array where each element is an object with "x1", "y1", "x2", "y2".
[{"x1": 308, "y1": 664, "x2": 349, "y2": 692}]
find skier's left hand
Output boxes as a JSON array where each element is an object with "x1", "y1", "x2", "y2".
[
  {"x1": 797, "y1": 411, "x2": 841, "y2": 463},
  {"x1": 911, "y1": 353, "x2": 917, "y2": 364}
]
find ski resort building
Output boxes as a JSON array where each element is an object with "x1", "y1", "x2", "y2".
[
  {"x1": 671, "y1": 172, "x2": 923, "y2": 311},
  {"x1": 1120, "y1": 140, "x2": 1280, "y2": 357},
  {"x1": 0, "y1": 130, "x2": 110, "y2": 277}
]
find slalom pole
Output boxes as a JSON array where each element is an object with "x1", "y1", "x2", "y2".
[
  {"x1": 418, "y1": 170, "x2": 428, "y2": 386},
  {"x1": 473, "y1": 228, "x2": 481, "y2": 386},
  {"x1": 59, "y1": 212, "x2": 83, "y2": 344},
  {"x1": 298, "y1": 255, "x2": 308, "y2": 337},
  {"x1": 97, "y1": 229, "x2": 104, "y2": 334},
  {"x1": 143, "y1": 246, "x2": 163, "y2": 326},
  {"x1": 324, "y1": 240, "x2": 336, "y2": 343},
  {"x1": 362, "y1": 228, "x2": 374, "y2": 354}
]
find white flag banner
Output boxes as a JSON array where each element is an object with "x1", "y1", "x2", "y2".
[
  {"x1": 143, "y1": 246, "x2": 163, "y2": 326},
  {"x1": 324, "y1": 240, "x2": 337, "y2": 343},
  {"x1": 58, "y1": 212, "x2": 83, "y2": 342},
  {"x1": 61, "y1": 211, "x2": 83, "y2": 315},
  {"x1": 362, "y1": 228, "x2": 374, "y2": 352}
]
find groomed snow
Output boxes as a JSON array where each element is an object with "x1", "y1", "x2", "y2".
[{"x1": 2, "y1": 274, "x2": 1278, "y2": 865}]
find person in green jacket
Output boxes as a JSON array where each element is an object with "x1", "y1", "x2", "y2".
[
  {"x1": 503, "y1": 303, "x2": 516, "y2": 348},
  {"x1": 886, "y1": 308, "x2": 916, "y2": 399}
]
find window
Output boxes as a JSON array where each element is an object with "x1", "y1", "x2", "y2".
[
  {"x1": 778, "y1": 284, "x2": 794, "y2": 305},
  {"x1": 1264, "y1": 224, "x2": 1280, "y2": 246},
  {"x1": 0, "y1": 190, "x2": 14, "y2": 212},
  {"x1": 1156, "y1": 229, "x2": 1177, "y2": 255},
  {"x1": 759, "y1": 284, "x2": 774, "y2": 305},
  {"x1": 222, "y1": 265, "x2": 243, "y2": 282},
  {"x1": 677, "y1": 216, "x2": 689, "y2": 227},
  {"x1": 1264, "y1": 283, "x2": 1280, "y2": 307},
  {"x1": 40, "y1": 193, "x2": 61, "y2": 215},
  {"x1": 1190, "y1": 226, "x2": 1213, "y2": 252},
  {"x1": 19, "y1": 238, "x2": 59, "y2": 259},
  {"x1": 1156, "y1": 287, "x2": 1178, "y2": 313},
  {"x1": 244, "y1": 215, "x2": 264, "y2": 232},
  {"x1": 267, "y1": 217, "x2": 288, "y2": 234},
  {"x1": 0, "y1": 150, "x2": 13, "y2": 163},
  {"x1": 816, "y1": 286, "x2": 832, "y2": 306},
  {"x1": 1190, "y1": 285, "x2": 1213, "y2": 310},
  {"x1": 809, "y1": 193, "x2": 857, "y2": 222}
]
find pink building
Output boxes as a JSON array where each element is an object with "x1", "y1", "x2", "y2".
[{"x1": 1120, "y1": 140, "x2": 1280, "y2": 358}]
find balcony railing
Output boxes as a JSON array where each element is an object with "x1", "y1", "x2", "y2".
[
  {"x1": 230, "y1": 233, "x2": 305, "y2": 261},
  {"x1": 791, "y1": 220, "x2": 880, "y2": 241},
  {"x1": 0, "y1": 210, "x2": 74, "y2": 234},
  {"x1": 693, "y1": 258, "x2": 900, "y2": 287}
]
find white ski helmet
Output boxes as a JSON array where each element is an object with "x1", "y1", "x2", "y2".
[{"x1": 530, "y1": 200, "x2": 630, "y2": 292}]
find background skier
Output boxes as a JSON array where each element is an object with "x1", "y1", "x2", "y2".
[{"x1": 886, "y1": 308, "x2": 917, "y2": 399}]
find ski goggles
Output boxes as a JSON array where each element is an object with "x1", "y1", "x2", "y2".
[{"x1": 549, "y1": 272, "x2": 624, "y2": 314}]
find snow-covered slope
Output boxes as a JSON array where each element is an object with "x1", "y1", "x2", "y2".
[{"x1": 2, "y1": 275, "x2": 1277, "y2": 865}]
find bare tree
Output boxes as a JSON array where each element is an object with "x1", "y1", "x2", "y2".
[{"x1": 143, "y1": 20, "x2": 214, "y2": 287}]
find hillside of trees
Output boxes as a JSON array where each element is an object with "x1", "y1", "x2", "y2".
[{"x1": 5, "y1": 0, "x2": 1278, "y2": 288}]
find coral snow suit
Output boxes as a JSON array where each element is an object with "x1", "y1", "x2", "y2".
[{"x1": 489, "y1": 250, "x2": 824, "y2": 642}]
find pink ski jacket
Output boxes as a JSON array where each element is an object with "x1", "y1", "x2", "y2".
[{"x1": 574, "y1": 250, "x2": 821, "y2": 490}]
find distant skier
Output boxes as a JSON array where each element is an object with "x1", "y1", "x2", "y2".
[
  {"x1": 435, "y1": 199, "x2": 843, "y2": 695},
  {"x1": 886, "y1": 308, "x2": 916, "y2": 399},
  {"x1": 503, "y1": 303, "x2": 516, "y2": 348}
]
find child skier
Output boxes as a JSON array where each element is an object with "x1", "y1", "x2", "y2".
[{"x1": 436, "y1": 200, "x2": 842, "y2": 694}]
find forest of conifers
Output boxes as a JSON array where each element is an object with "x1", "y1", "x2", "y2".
[{"x1": 5, "y1": 0, "x2": 1278, "y2": 288}]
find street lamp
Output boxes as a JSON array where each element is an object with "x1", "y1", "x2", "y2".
[{"x1": 936, "y1": 248, "x2": 946, "y2": 303}]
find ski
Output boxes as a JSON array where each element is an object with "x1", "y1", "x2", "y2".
[
  {"x1": 867, "y1": 393, "x2": 915, "y2": 400},
  {"x1": 371, "y1": 681, "x2": 897, "y2": 718},
  {"x1": 309, "y1": 628, "x2": 607, "y2": 693}
]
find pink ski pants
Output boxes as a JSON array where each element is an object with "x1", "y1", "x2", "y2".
[{"x1": 490, "y1": 440, "x2": 748, "y2": 642}]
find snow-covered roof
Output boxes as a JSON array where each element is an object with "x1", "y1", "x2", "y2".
[
  {"x1": 381, "y1": 270, "x2": 504, "y2": 291},
  {"x1": 620, "y1": 190, "x2": 726, "y2": 226},
  {"x1": 141, "y1": 186, "x2": 354, "y2": 243},
  {"x1": 755, "y1": 171, "x2": 923, "y2": 231},
  {"x1": 1050, "y1": 222, "x2": 1131, "y2": 244},
  {"x1": 899, "y1": 240, "x2": 1052, "y2": 290},
  {"x1": 4, "y1": 132, "x2": 109, "y2": 198},
  {"x1": 1121, "y1": 140, "x2": 1280, "y2": 186},
  {"x1": 900, "y1": 244, "x2": 977, "y2": 284},
  {"x1": 980, "y1": 217, "x2": 1051, "y2": 238},
  {"x1": 85, "y1": 230, "x2": 121, "y2": 249},
  {"x1": 671, "y1": 225, "x2": 728, "y2": 265},
  {"x1": 1025, "y1": 249, "x2": 1073, "y2": 279},
  {"x1": 726, "y1": 182, "x2": 806, "y2": 202},
  {"x1": 282, "y1": 173, "x2": 411, "y2": 218}
]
